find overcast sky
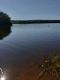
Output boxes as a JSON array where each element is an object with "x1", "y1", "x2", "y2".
[{"x1": 0, "y1": 0, "x2": 60, "y2": 20}]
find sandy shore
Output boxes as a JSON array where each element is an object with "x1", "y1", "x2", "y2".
[{"x1": 1, "y1": 54, "x2": 60, "y2": 80}]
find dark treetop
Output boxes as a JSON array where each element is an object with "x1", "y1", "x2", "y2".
[{"x1": 0, "y1": 12, "x2": 12, "y2": 26}]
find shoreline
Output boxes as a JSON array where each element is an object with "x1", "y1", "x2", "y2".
[
  {"x1": 2, "y1": 53, "x2": 60, "y2": 80},
  {"x1": 11, "y1": 20, "x2": 60, "y2": 24}
]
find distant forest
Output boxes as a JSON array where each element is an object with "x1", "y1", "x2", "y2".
[
  {"x1": 0, "y1": 11, "x2": 60, "y2": 25},
  {"x1": 11, "y1": 20, "x2": 60, "y2": 24}
]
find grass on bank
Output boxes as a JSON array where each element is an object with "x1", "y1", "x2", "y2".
[{"x1": 38, "y1": 53, "x2": 60, "y2": 80}]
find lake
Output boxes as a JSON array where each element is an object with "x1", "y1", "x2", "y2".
[{"x1": 0, "y1": 23, "x2": 60, "y2": 80}]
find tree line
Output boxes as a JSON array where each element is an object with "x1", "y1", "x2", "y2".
[{"x1": 11, "y1": 20, "x2": 60, "y2": 24}]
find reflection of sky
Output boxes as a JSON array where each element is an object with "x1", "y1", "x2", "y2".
[
  {"x1": 0, "y1": 24, "x2": 60, "y2": 80},
  {"x1": 0, "y1": 23, "x2": 60, "y2": 53},
  {"x1": 0, "y1": 23, "x2": 60, "y2": 64},
  {"x1": 0, "y1": 0, "x2": 60, "y2": 20}
]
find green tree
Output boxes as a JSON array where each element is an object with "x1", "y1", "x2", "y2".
[{"x1": 0, "y1": 11, "x2": 12, "y2": 25}]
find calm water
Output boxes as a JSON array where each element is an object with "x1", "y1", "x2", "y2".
[
  {"x1": 0, "y1": 23, "x2": 60, "y2": 62},
  {"x1": 0, "y1": 23, "x2": 60, "y2": 79}
]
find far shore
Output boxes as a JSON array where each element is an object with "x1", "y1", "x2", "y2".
[{"x1": 11, "y1": 20, "x2": 60, "y2": 24}]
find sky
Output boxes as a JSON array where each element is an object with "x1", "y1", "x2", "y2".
[{"x1": 0, "y1": 0, "x2": 60, "y2": 20}]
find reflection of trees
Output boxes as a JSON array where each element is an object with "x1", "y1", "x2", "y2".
[{"x1": 0, "y1": 26, "x2": 12, "y2": 40}]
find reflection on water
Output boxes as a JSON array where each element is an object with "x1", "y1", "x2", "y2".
[
  {"x1": 0, "y1": 26, "x2": 11, "y2": 40},
  {"x1": 0, "y1": 23, "x2": 60, "y2": 80},
  {"x1": 0, "y1": 25, "x2": 12, "y2": 80}
]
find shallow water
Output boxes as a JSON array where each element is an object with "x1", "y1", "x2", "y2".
[{"x1": 0, "y1": 23, "x2": 60, "y2": 80}]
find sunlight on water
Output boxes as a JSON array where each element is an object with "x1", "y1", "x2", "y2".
[{"x1": 1, "y1": 77, "x2": 5, "y2": 80}]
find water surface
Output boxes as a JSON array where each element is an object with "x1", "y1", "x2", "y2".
[{"x1": 0, "y1": 23, "x2": 60, "y2": 80}]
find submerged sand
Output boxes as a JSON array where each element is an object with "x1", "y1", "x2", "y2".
[{"x1": 1, "y1": 54, "x2": 60, "y2": 80}]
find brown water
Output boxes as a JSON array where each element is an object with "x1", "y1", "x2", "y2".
[{"x1": 0, "y1": 23, "x2": 60, "y2": 80}]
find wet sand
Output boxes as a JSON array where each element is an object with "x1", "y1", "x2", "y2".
[{"x1": 1, "y1": 53, "x2": 60, "y2": 80}]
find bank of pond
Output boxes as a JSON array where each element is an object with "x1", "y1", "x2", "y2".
[
  {"x1": 0, "y1": 12, "x2": 60, "y2": 25},
  {"x1": 11, "y1": 20, "x2": 60, "y2": 24}
]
